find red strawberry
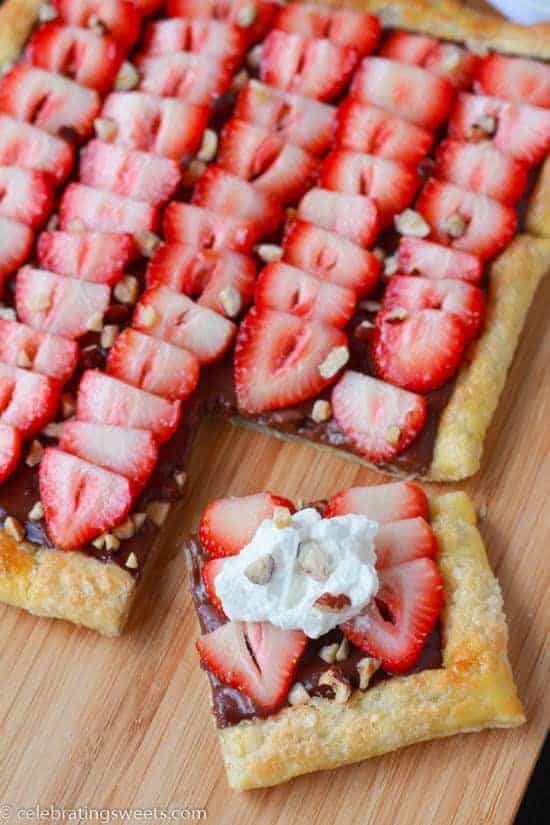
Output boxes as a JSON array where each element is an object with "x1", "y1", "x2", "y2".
[
  {"x1": 0, "y1": 319, "x2": 78, "y2": 384},
  {"x1": 132, "y1": 0, "x2": 163, "y2": 12},
  {"x1": 201, "y1": 557, "x2": 226, "y2": 613},
  {"x1": 0, "y1": 115, "x2": 74, "y2": 183},
  {"x1": 107, "y1": 328, "x2": 200, "y2": 401},
  {"x1": 297, "y1": 188, "x2": 379, "y2": 248},
  {"x1": 260, "y1": 30, "x2": 358, "y2": 102},
  {"x1": 416, "y1": 178, "x2": 517, "y2": 261},
  {"x1": 374, "y1": 518, "x2": 438, "y2": 569},
  {"x1": 163, "y1": 202, "x2": 262, "y2": 254},
  {"x1": 0, "y1": 217, "x2": 33, "y2": 289},
  {"x1": 142, "y1": 19, "x2": 246, "y2": 65},
  {"x1": 59, "y1": 183, "x2": 158, "y2": 234},
  {"x1": 476, "y1": 53, "x2": 550, "y2": 109},
  {"x1": 101, "y1": 92, "x2": 209, "y2": 159},
  {"x1": 218, "y1": 118, "x2": 319, "y2": 204},
  {"x1": 53, "y1": 0, "x2": 141, "y2": 50},
  {"x1": 275, "y1": 4, "x2": 381, "y2": 55},
  {"x1": 283, "y1": 220, "x2": 380, "y2": 296},
  {"x1": 397, "y1": 237, "x2": 483, "y2": 285},
  {"x1": 0, "y1": 424, "x2": 22, "y2": 485},
  {"x1": 340, "y1": 557, "x2": 443, "y2": 673},
  {"x1": 235, "y1": 307, "x2": 348, "y2": 413},
  {"x1": 235, "y1": 81, "x2": 336, "y2": 156},
  {"x1": 380, "y1": 32, "x2": 479, "y2": 89},
  {"x1": 325, "y1": 481, "x2": 429, "y2": 522},
  {"x1": 193, "y1": 167, "x2": 283, "y2": 236},
  {"x1": 16, "y1": 266, "x2": 110, "y2": 339},
  {"x1": 37, "y1": 230, "x2": 138, "y2": 285},
  {"x1": 59, "y1": 421, "x2": 158, "y2": 492},
  {"x1": 351, "y1": 57, "x2": 454, "y2": 129},
  {"x1": 77, "y1": 370, "x2": 181, "y2": 445},
  {"x1": 136, "y1": 52, "x2": 232, "y2": 105},
  {"x1": 80, "y1": 140, "x2": 181, "y2": 206},
  {"x1": 167, "y1": 0, "x2": 279, "y2": 45},
  {"x1": 133, "y1": 286, "x2": 236, "y2": 364},
  {"x1": 0, "y1": 64, "x2": 100, "y2": 141},
  {"x1": 196, "y1": 620, "x2": 307, "y2": 711},
  {"x1": 0, "y1": 363, "x2": 60, "y2": 438},
  {"x1": 39, "y1": 447, "x2": 133, "y2": 550},
  {"x1": 255, "y1": 262, "x2": 356, "y2": 328},
  {"x1": 435, "y1": 139, "x2": 528, "y2": 206},
  {"x1": 0, "y1": 167, "x2": 54, "y2": 228},
  {"x1": 335, "y1": 100, "x2": 434, "y2": 166},
  {"x1": 320, "y1": 150, "x2": 420, "y2": 225},
  {"x1": 199, "y1": 492, "x2": 296, "y2": 558}
]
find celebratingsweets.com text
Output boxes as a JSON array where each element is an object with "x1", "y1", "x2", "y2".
[{"x1": 0, "y1": 804, "x2": 207, "y2": 823}]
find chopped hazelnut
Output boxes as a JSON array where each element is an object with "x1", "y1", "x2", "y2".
[
  {"x1": 236, "y1": 2, "x2": 257, "y2": 27},
  {"x1": 26, "y1": 440, "x2": 44, "y2": 467},
  {"x1": 383, "y1": 254, "x2": 399, "y2": 278},
  {"x1": 231, "y1": 69, "x2": 250, "y2": 92},
  {"x1": 470, "y1": 114, "x2": 496, "y2": 138},
  {"x1": 318, "y1": 668, "x2": 351, "y2": 703},
  {"x1": 336, "y1": 637, "x2": 350, "y2": 663},
  {"x1": 94, "y1": 117, "x2": 118, "y2": 142},
  {"x1": 139, "y1": 305, "x2": 158, "y2": 328},
  {"x1": 197, "y1": 128, "x2": 218, "y2": 163},
  {"x1": 314, "y1": 593, "x2": 352, "y2": 612},
  {"x1": 61, "y1": 394, "x2": 76, "y2": 419},
  {"x1": 311, "y1": 399, "x2": 332, "y2": 423},
  {"x1": 297, "y1": 541, "x2": 330, "y2": 581},
  {"x1": 386, "y1": 425, "x2": 401, "y2": 446},
  {"x1": 100, "y1": 324, "x2": 119, "y2": 349},
  {"x1": 104, "y1": 533, "x2": 120, "y2": 552},
  {"x1": 394, "y1": 209, "x2": 430, "y2": 238},
  {"x1": 114, "y1": 518, "x2": 136, "y2": 540},
  {"x1": 219, "y1": 286, "x2": 242, "y2": 318},
  {"x1": 4, "y1": 516, "x2": 25, "y2": 543},
  {"x1": 132, "y1": 512, "x2": 147, "y2": 531},
  {"x1": 273, "y1": 506, "x2": 292, "y2": 529},
  {"x1": 126, "y1": 552, "x2": 139, "y2": 570},
  {"x1": 86, "y1": 312, "x2": 104, "y2": 332},
  {"x1": 247, "y1": 44, "x2": 263, "y2": 70},
  {"x1": 134, "y1": 231, "x2": 160, "y2": 258},
  {"x1": 288, "y1": 682, "x2": 310, "y2": 706},
  {"x1": 319, "y1": 643, "x2": 339, "y2": 665},
  {"x1": 146, "y1": 500, "x2": 170, "y2": 527},
  {"x1": 354, "y1": 320, "x2": 374, "y2": 341},
  {"x1": 440, "y1": 44, "x2": 462, "y2": 71},
  {"x1": 174, "y1": 471, "x2": 187, "y2": 491},
  {"x1": 115, "y1": 61, "x2": 139, "y2": 91},
  {"x1": 17, "y1": 349, "x2": 32, "y2": 369},
  {"x1": 244, "y1": 553, "x2": 275, "y2": 585},
  {"x1": 38, "y1": 3, "x2": 58, "y2": 23},
  {"x1": 28, "y1": 501, "x2": 44, "y2": 522},
  {"x1": 41, "y1": 422, "x2": 63, "y2": 439},
  {"x1": 357, "y1": 657, "x2": 380, "y2": 690},
  {"x1": 92, "y1": 534, "x2": 107, "y2": 550},
  {"x1": 318, "y1": 346, "x2": 349, "y2": 379},
  {"x1": 114, "y1": 275, "x2": 139, "y2": 306},
  {"x1": 255, "y1": 243, "x2": 283, "y2": 263},
  {"x1": 441, "y1": 212, "x2": 467, "y2": 239}
]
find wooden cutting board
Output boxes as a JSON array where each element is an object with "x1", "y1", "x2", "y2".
[{"x1": 1, "y1": 3, "x2": 549, "y2": 824}]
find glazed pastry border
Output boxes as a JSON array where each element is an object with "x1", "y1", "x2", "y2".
[
  {"x1": 0, "y1": 0, "x2": 41, "y2": 66},
  {"x1": 218, "y1": 492, "x2": 525, "y2": 790}
]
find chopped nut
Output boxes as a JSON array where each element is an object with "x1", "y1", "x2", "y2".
[
  {"x1": 297, "y1": 541, "x2": 330, "y2": 581},
  {"x1": 17, "y1": 349, "x2": 32, "y2": 369},
  {"x1": 86, "y1": 312, "x2": 104, "y2": 332},
  {"x1": 314, "y1": 593, "x2": 352, "y2": 612},
  {"x1": 61, "y1": 394, "x2": 76, "y2": 419},
  {"x1": 336, "y1": 637, "x2": 350, "y2": 663},
  {"x1": 0, "y1": 306, "x2": 16, "y2": 320},
  {"x1": 440, "y1": 44, "x2": 462, "y2": 71},
  {"x1": 394, "y1": 209, "x2": 430, "y2": 238},
  {"x1": 132, "y1": 512, "x2": 147, "y2": 531},
  {"x1": 197, "y1": 128, "x2": 218, "y2": 163},
  {"x1": 386, "y1": 425, "x2": 401, "y2": 446},
  {"x1": 255, "y1": 243, "x2": 283, "y2": 263},
  {"x1": 28, "y1": 501, "x2": 44, "y2": 522},
  {"x1": 134, "y1": 230, "x2": 160, "y2": 258},
  {"x1": 219, "y1": 286, "x2": 242, "y2": 318},
  {"x1": 92, "y1": 534, "x2": 107, "y2": 550},
  {"x1": 114, "y1": 518, "x2": 136, "y2": 540},
  {"x1": 41, "y1": 422, "x2": 63, "y2": 439},
  {"x1": 187, "y1": 158, "x2": 206, "y2": 182},
  {"x1": 357, "y1": 656, "x2": 380, "y2": 690},
  {"x1": 114, "y1": 274, "x2": 139, "y2": 305},
  {"x1": 373, "y1": 246, "x2": 385, "y2": 261},
  {"x1": 231, "y1": 69, "x2": 249, "y2": 92},
  {"x1": 115, "y1": 61, "x2": 139, "y2": 91},
  {"x1": 247, "y1": 44, "x2": 263, "y2": 69},
  {"x1": 359, "y1": 300, "x2": 381, "y2": 313},
  {"x1": 30, "y1": 292, "x2": 51, "y2": 312},
  {"x1": 273, "y1": 506, "x2": 292, "y2": 528},
  {"x1": 441, "y1": 212, "x2": 467, "y2": 239},
  {"x1": 104, "y1": 533, "x2": 120, "y2": 552},
  {"x1": 26, "y1": 440, "x2": 44, "y2": 467},
  {"x1": 319, "y1": 643, "x2": 339, "y2": 665},
  {"x1": 384, "y1": 307, "x2": 408, "y2": 323},
  {"x1": 478, "y1": 501, "x2": 489, "y2": 520},
  {"x1": 318, "y1": 346, "x2": 349, "y2": 379},
  {"x1": 384, "y1": 254, "x2": 399, "y2": 278},
  {"x1": 38, "y1": 3, "x2": 58, "y2": 22},
  {"x1": 126, "y1": 552, "x2": 139, "y2": 570},
  {"x1": 100, "y1": 324, "x2": 119, "y2": 349},
  {"x1": 288, "y1": 682, "x2": 310, "y2": 706},
  {"x1": 146, "y1": 500, "x2": 170, "y2": 527},
  {"x1": 353, "y1": 320, "x2": 374, "y2": 340},
  {"x1": 311, "y1": 399, "x2": 332, "y2": 423},
  {"x1": 236, "y1": 2, "x2": 257, "y2": 27},
  {"x1": 470, "y1": 113, "x2": 496, "y2": 138},
  {"x1": 4, "y1": 516, "x2": 25, "y2": 543},
  {"x1": 318, "y1": 668, "x2": 351, "y2": 703},
  {"x1": 139, "y1": 305, "x2": 158, "y2": 327},
  {"x1": 94, "y1": 116, "x2": 118, "y2": 142},
  {"x1": 244, "y1": 553, "x2": 275, "y2": 585},
  {"x1": 174, "y1": 471, "x2": 187, "y2": 491},
  {"x1": 67, "y1": 218, "x2": 85, "y2": 233}
]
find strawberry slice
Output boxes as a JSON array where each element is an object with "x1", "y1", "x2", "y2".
[
  {"x1": 0, "y1": 424, "x2": 22, "y2": 485},
  {"x1": 142, "y1": 19, "x2": 246, "y2": 65},
  {"x1": 397, "y1": 237, "x2": 483, "y2": 285},
  {"x1": 107, "y1": 328, "x2": 200, "y2": 401},
  {"x1": 351, "y1": 57, "x2": 454, "y2": 129},
  {"x1": 199, "y1": 492, "x2": 296, "y2": 558},
  {"x1": 39, "y1": 447, "x2": 133, "y2": 550},
  {"x1": 0, "y1": 319, "x2": 78, "y2": 383},
  {"x1": 163, "y1": 202, "x2": 261, "y2": 254},
  {"x1": 374, "y1": 518, "x2": 438, "y2": 570},
  {"x1": 133, "y1": 286, "x2": 236, "y2": 364},
  {"x1": 235, "y1": 81, "x2": 336, "y2": 156},
  {"x1": 136, "y1": 52, "x2": 232, "y2": 105},
  {"x1": 80, "y1": 140, "x2": 181, "y2": 206},
  {"x1": 325, "y1": 481, "x2": 429, "y2": 522},
  {"x1": 218, "y1": 118, "x2": 319, "y2": 204},
  {"x1": 201, "y1": 557, "x2": 226, "y2": 614},
  {"x1": 0, "y1": 364, "x2": 60, "y2": 438},
  {"x1": 16, "y1": 266, "x2": 110, "y2": 339},
  {"x1": 234, "y1": 307, "x2": 348, "y2": 413},
  {"x1": 320, "y1": 150, "x2": 420, "y2": 225},
  {"x1": 101, "y1": 92, "x2": 209, "y2": 159},
  {"x1": 53, "y1": 0, "x2": 141, "y2": 50},
  {"x1": 77, "y1": 370, "x2": 181, "y2": 445},
  {"x1": 167, "y1": 0, "x2": 279, "y2": 45},
  {"x1": 435, "y1": 139, "x2": 528, "y2": 206},
  {"x1": 37, "y1": 230, "x2": 137, "y2": 285},
  {"x1": 132, "y1": 0, "x2": 164, "y2": 12},
  {"x1": 297, "y1": 188, "x2": 379, "y2": 248},
  {"x1": 0, "y1": 217, "x2": 33, "y2": 289},
  {"x1": 335, "y1": 100, "x2": 434, "y2": 166},
  {"x1": 59, "y1": 421, "x2": 158, "y2": 492},
  {"x1": 416, "y1": 178, "x2": 517, "y2": 261},
  {"x1": 274, "y1": 3, "x2": 381, "y2": 55},
  {"x1": 0, "y1": 115, "x2": 74, "y2": 183},
  {"x1": 196, "y1": 620, "x2": 307, "y2": 712},
  {"x1": 59, "y1": 183, "x2": 158, "y2": 234},
  {"x1": 380, "y1": 32, "x2": 479, "y2": 89},
  {"x1": 0, "y1": 64, "x2": 100, "y2": 141},
  {"x1": 261, "y1": 30, "x2": 358, "y2": 102},
  {"x1": 0, "y1": 167, "x2": 54, "y2": 228},
  {"x1": 193, "y1": 167, "x2": 283, "y2": 236},
  {"x1": 476, "y1": 53, "x2": 550, "y2": 109},
  {"x1": 283, "y1": 220, "x2": 380, "y2": 296},
  {"x1": 331, "y1": 371, "x2": 427, "y2": 463},
  {"x1": 341, "y1": 557, "x2": 443, "y2": 673},
  {"x1": 255, "y1": 262, "x2": 356, "y2": 328}
]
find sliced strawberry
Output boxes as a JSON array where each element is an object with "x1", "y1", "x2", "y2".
[
  {"x1": 142, "y1": 19, "x2": 246, "y2": 65},
  {"x1": 0, "y1": 64, "x2": 100, "y2": 141},
  {"x1": 375, "y1": 518, "x2": 438, "y2": 570},
  {"x1": 0, "y1": 363, "x2": 60, "y2": 437},
  {"x1": 59, "y1": 421, "x2": 158, "y2": 492},
  {"x1": 163, "y1": 202, "x2": 261, "y2": 254},
  {"x1": 283, "y1": 220, "x2": 380, "y2": 296},
  {"x1": 275, "y1": 4, "x2": 381, "y2": 55},
  {"x1": 107, "y1": 328, "x2": 200, "y2": 401},
  {"x1": 133, "y1": 286, "x2": 236, "y2": 364},
  {"x1": 351, "y1": 57, "x2": 454, "y2": 129},
  {"x1": 59, "y1": 183, "x2": 158, "y2": 234},
  {"x1": 132, "y1": 0, "x2": 163, "y2": 12},
  {"x1": 255, "y1": 262, "x2": 356, "y2": 328},
  {"x1": 0, "y1": 115, "x2": 74, "y2": 183},
  {"x1": 0, "y1": 424, "x2": 22, "y2": 485},
  {"x1": 77, "y1": 370, "x2": 181, "y2": 445},
  {"x1": 476, "y1": 53, "x2": 550, "y2": 109},
  {"x1": 0, "y1": 319, "x2": 78, "y2": 383},
  {"x1": 201, "y1": 557, "x2": 226, "y2": 613},
  {"x1": 235, "y1": 81, "x2": 336, "y2": 156},
  {"x1": 260, "y1": 30, "x2": 358, "y2": 102},
  {"x1": 101, "y1": 92, "x2": 209, "y2": 159},
  {"x1": 136, "y1": 52, "x2": 232, "y2": 105},
  {"x1": 167, "y1": 0, "x2": 278, "y2": 45},
  {"x1": 331, "y1": 370, "x2": 427, "y2": 463},
  {"x1": 80, "y1": 140, "x2": 181, "y2": 206},
  {"x1": 15, "y1": 266, "x2": 110, "y2": 339},
  {"x1": 325, "y1": 481, "x2": 429, "y2": 522},
  {"x1": 0, "y1": 167, "x2": 54, "y2": 228},
  {"x1": 397, "y1": 237, "x2": 483, "y2": 285},
  {"x1": 37, "y1": 230, "x2": 137, "y2": 285},
  {"x1": 53, "y1": 0, "x2": 141, "y2": 50},
  {"x1": 199, "y1": 492, "x2": 296, "y2": 558},
  {"x1": 416, "y1": 178, "x2": 517, "y2": 261},
  {"x1": 0, "y1": 217, "x2": 33, "y2": 288},
  {"x1": 234, "y1": 307, "x2": 347, "y2": 413},
  {"x1": 297, "y1": 188, "x2": 379, "y2": 248},
  {"x1": 335, "y1": 100, "x2": 434, "y2": 166},
  {"x1": 341, "y1": 557, "x2": 443, "y2": 673},
  {"x1": 218, "y1": 118, "x2": 319, "y2": 204},
  {"x1": 435, "y1": 139, "x2": 528, "y2": 206},
  {"x1": 380, "y1": 32, "x2": 479, "y2": 89},
  {"x1": 39, "y1": 447, "x2": 133, "y2": 550},
  {"x1": 193, "y1": 167, "x2": 283, "y2": 236}
]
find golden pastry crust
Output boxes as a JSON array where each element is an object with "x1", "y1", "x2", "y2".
[
  {"x1": 0, "y1": 0, "x2": 41, "y2": 66},
  {"x1": 526, "y1": 157, "x2": 550, "y2": 239},
  {"x1": 217, "y1": 492, "x2": 525, "y2": 790}
]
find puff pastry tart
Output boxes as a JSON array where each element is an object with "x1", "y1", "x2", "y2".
[{"x1": 0, "y1": 0, "x2": 548, "y2": 635}]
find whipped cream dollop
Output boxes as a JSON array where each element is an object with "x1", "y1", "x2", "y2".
[{"x1": 215, "y1": 508, "x2": 379, "y2": 638}]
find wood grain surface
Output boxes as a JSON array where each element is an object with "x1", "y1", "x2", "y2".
[{"x1": 0, "y1": 2, "x2": 548, "y2": 824}]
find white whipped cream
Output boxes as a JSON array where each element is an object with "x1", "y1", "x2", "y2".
[{"x1": 215, "y1": 508, "x2": 379, "y2": 638}]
